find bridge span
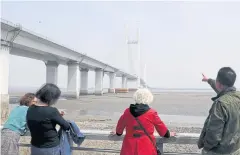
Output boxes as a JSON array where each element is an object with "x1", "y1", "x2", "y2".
[{"x1": 0, "y1": 19, "x2": 146, "y2": 122}]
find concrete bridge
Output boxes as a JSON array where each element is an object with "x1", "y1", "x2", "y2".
[{"x1": 0, "y1": 19, "x2": 146, "y2": 121}]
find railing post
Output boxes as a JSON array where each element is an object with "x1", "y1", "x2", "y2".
[{"x1": 157, "y1": 138, "x2": 164, "y2": 154}]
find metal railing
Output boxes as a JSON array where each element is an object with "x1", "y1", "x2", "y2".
[{"x1": 15, "y1": 129, "x2": 200, "y2": 154}]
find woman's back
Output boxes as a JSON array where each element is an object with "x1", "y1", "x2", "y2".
[
  {"x1": 124, "y1": 107, "x2": 156, "y2": 137},
  {"x1": 27, "y1": 105, "x2": 68, "y2": 148},
  {"x1": 116, "y1": 104, "x2": 168, "y2": 155}
]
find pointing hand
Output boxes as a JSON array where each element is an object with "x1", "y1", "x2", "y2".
[{"x1": 202, "y1": 73, "x2": 208, "y2": 82}]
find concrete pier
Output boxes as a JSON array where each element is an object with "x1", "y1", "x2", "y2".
[
  {"x1": 80, "y1": 68, "x2": 89, "y2": 95},
  {"x1": 108, "y1": 72, "x2": 116, "y2": 93},
  {"x1": 122, "y1": 75, "x2": 128, "y2": 88},
  {"x1": 95, "y1": 68, "x2": 103, "y2": 95},
  {"x1": 67, "y1": 61, "x2": 80, "y2": 98},
  {"x1": 45, "y1": 61, "x2": 58, "y2": 85},
  {"x1": 0, "y1": 45, "x2": 10, "y2": 123}
]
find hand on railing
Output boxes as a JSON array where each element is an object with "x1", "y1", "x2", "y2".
[
  {"x1": 109, "y1": 131, "x2": 115, "y2": 136},
  {"x1": 170, "y1": 131, "x2": 176, "y2": 137},
  {"x1": 108, "y1": 131, "x2": 121, "y2": 141}
]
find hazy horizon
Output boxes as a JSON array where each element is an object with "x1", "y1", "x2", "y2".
[
  {"x1": 8, "y1": 85, "x2": 217, "y2": 95},
  {"x1": 2, "y1": 1, "x2": 240, "y2": 89}
]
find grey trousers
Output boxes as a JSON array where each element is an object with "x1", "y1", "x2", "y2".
[{"x1": 1, "y1": 129, "x2": 21, "y2": 155}]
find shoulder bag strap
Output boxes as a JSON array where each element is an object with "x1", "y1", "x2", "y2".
[{"x1": 135, "y1": 117, "x2": 156, "y2": 147}]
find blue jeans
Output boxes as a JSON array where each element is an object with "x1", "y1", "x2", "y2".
[{"x1": 31, "y1": 145, "x2": 61, "y2": 155}]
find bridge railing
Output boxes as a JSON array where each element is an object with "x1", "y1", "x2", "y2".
[{"x1": 17, "y1": 129, "x2": 200, "y2": 154}]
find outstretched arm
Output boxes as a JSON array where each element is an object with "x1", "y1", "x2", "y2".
[
  {"x1": 202, "y1": 74, "x2": 219, "y2": 94},
  {"x1": 207, "y1": 79, "x2": 219, "y2": 94}
]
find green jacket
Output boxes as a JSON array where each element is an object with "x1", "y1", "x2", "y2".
[{"x1": 198, "y1": 85, "x2": 240, "y2": 154}]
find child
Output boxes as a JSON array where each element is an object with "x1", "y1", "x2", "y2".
[{"x1": 1, "y1": 93, "x2": 37, "y2": 155}]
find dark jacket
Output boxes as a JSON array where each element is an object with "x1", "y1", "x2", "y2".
[{"x1": 198, "y1": 87, "x2": 240, "y2": 154}]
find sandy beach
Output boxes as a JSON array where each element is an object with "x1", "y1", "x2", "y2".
[{"x1": 15, "y1": 91, "x2": 216, "y2": 154}]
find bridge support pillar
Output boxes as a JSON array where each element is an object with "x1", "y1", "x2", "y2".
[
  {"x1": 0, "y1": 45, "x2": 10, "y2": 123},
  {"x1": 108, "y1": 72, "x2": 116, "y2": 93},
  {"x1": 80, "y1": 68, "x2": 89, "y2": 95},
  {"x1": 67, "y1": 61, "x2": 79, "y2": 98},
  {"x1": 45, "y1": 61, "x2": 58, "y2": 85},
  {"x1": 95, "y1": 68, "x2": 103, "y2": 95},
  {"x1": 122, "y1": 75, "x2": 128, "y2": 88}
]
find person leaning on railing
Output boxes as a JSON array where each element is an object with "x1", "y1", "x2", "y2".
[
  {"x1": 1, "y1": 93, "x2": 37, "y2": 155},
  {"x1": 110, "y1": 88, "x2": 175, "y2": 155},
  {"x1": 199, "y1": 67, "x2": 240, "y2": 155},
  {"x1": 26, "y1": 83, "x2": 70, "y2": 155}
]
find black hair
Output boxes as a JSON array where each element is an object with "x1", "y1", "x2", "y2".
[
  {"x1": 216, "y1": 67, "x2": 236, "y2": 87},
  {"x1": 36, "y1": 83, "x2": 61, "y2": 105},
  {"x1": 20, "y1": 93, "x2": 35, "y2": 106}
]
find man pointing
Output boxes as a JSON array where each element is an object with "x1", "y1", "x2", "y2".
[
  {"x1": 198, "y1": 67, "x2": 240, "y2": 155},
  {"x1": 201, "y1": 73, "x2": 219, "y2": 94}
]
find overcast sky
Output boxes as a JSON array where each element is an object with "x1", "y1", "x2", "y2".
[{"x1": 2, "y1": 1, "x2": 240, "y2": 89}]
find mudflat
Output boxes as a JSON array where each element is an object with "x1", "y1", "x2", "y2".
[
  {"x1": 15, "y1": 92, "x2": 216, "y2": 154},
  {"x1": 54, "y1": 92, "x2": 214, "y2": 125}
]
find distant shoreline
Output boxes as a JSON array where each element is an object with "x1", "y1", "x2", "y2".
[
  {"x1": 9, "y1": 89, "x2": 215, "y2": 96},
  {"x1": 9, "y1": 89, "x2": 215, "y2": 105},
  {"x1": 9, "y1": 86, "x2": 216, "y2": 94}
]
